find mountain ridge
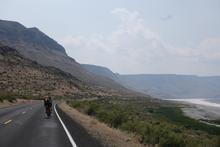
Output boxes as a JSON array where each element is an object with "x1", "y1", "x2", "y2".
[
  {"x1": 0, "y1": 19, "x2": 66, "y2": 54},
  {"x1": 0, "y1": 19, "x2": 132, "y2": 94},
  {"x1": 82, "y1": 64, "x2": 220, "y2": 99}
]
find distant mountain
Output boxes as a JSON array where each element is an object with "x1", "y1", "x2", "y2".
[
  {"x1": 83, "y1": 64, "x2": 220, "y2": 99},
  {"x1": 0, "y1": 19, "x2": 130, "y2": 93},
  {"x1": 0, "y1": 44, "x2": 125, "y2": 98},
  {"x1": 119, "y1": 74, "x2": 220, "y2": 99}
]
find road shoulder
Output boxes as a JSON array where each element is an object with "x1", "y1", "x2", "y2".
[{"x1": 58, "y1": 102, "x2": 144, "y2": 147}]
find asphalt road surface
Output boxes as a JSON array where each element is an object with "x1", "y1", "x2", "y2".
[{"x1": 0, "y1": 101, "x2": 102, "y2": 147}]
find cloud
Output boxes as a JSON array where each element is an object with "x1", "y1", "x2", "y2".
[
  {"x1": 198, "y1": 38, "x2": 220, "y2": 60},
  {"x1": 160, "y1": 14, "x2": 173, "y2": 21},
  {"x1": 172, "y1": 38, "x2": 220, "y2": 60},
  {"x1": 60, "y1": 8, "x2": 220, "y2": 75}
]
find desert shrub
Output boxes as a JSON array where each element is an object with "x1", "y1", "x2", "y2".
[
  {"x1": 95, "y1": 108, "x2": 128, "y2": 128},
  {"x1": 17, "y1": 93, "x2": 39, "y2": 100},
  {"x1": 96, "y1": 110, "x2": 112, "y2": 123},
  {"x1": 109, "y1": 111, "x2": 127, "y2": 128},
  {"x1": 0, "y1": 93, "x2": 16, "y2": 102},
  {"x1": 68, "y1": 99, "x2": 220, "y2": 147},
  {"x1": 86, "y1": 102, "x2": 100, "y2": 115},
  {"x1": 71, "y1": 101, "x2": 82, "y2": 108},
  {"x1": 159, "y1": 133, "x2": 185, "y2": 147},
  {"x1": 217, "y1": 137, "x2": 220, "y2": 147},
  {"x1": 121, "y1": 120, "x2": 137, "y2": 132},
  {"x1": 86, "y1": 105, "x2": 97, "y2": 115}
]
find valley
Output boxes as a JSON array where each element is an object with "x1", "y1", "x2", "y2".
[{"x1": 0, "y1": 19, "x2": 220, "y2": 147}]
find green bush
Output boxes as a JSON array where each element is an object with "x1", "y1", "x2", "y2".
[
  {"x1": 121, "y1": 120, "x2": 136, "y2": 132},
  {"x1": 159, "y1": 133, "x2": 185, "y2": 147},
  {"x1": 86, "y1": 103, "x2": 100, "y2": 115},
  {"x1": 97, "y1": 110, "x2": 112, "y2": 124},
  {"x1": 71, "y1": 101, "x2": 82, "y2": 108},
  {"x1": 217, "y1": 137, "x2": 220, "y2": 147},
  {"x1": 68, "y1": 99, "x2": 220, "y2": 147},
  {"x1": 87, "y1": 105, "x2": 96, "y2": 115},
  {"x1": 0, "y1": 93, "x2": 16, "y2": 102},
  {"x1": 109, "y1": 111, "x2": 127, "y2": 128},
  {"x1": 0, "y1": 97, "x2": 3, "y2": 102}
]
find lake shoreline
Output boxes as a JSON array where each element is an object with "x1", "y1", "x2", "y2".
[{"x1": 166, "y1": 98, "x2": 220, "y2": 126}]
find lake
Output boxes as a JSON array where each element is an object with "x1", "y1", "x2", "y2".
[
  {"x1": 166, "y1": 98, "x2": 220, "y2": 121},
  {"x1": 167, "y1": 98, "x2": 220, "y2": 108}
]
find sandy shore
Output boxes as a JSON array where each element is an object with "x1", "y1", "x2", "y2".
[{"x1": 167, "y1": 99, "x2": 220, "y2": 121}]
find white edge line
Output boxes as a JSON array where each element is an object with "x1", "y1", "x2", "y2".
[
  {"x1": 54, "y1": 104, "x2": 77, "y2": 147},
  {"x1": 4, "y1": 119, "x2": 12, "y2": 125}
]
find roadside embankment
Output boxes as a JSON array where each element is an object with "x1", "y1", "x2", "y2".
[{"x1": 58, "y1": 102, "x2": 145, "y2": 147}]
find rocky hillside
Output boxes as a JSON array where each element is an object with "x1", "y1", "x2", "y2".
[
  {"x1": 0, "y1": 19, "x2": 129, "y2": 92},
  {"x1": 0, "y1": 44, "x2": 121, "y2": 99}
]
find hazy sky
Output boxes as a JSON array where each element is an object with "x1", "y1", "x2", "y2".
[{"x1": 1, "y1": 0, "x2": 220, "y2": 75}]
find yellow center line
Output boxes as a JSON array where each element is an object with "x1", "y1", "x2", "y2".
[{"x1": 4, "y1": 119, "x2": 12, "y2": 125}]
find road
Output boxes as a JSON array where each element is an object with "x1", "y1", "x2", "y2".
[{"x1": 0, "y1": 101, "x2": 102, "y2": 147}]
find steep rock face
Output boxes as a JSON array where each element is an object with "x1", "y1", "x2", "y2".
[
  {"x1": 0, "y1": 20, "x2": 66, "y2": 54},
  {"x1": 0, "y1": 44, "x2": 18, "y2": 54},
  {"x1": 0, "y1": 20, "x2": 129, "y2": 92},
  {"x1": 0, "y1": 20, "x2": 74, "y2": 74}
]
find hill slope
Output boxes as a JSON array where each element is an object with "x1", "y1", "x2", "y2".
[
  {"x1": 0, "y1": 19, "x2": 129, "y2": 92},
  {"x1": 0, "y1": 44, "x2": 120, "y2": 98},
  {"x1": 82, "y1": 64, "x2": 119, "y2": 81}
]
